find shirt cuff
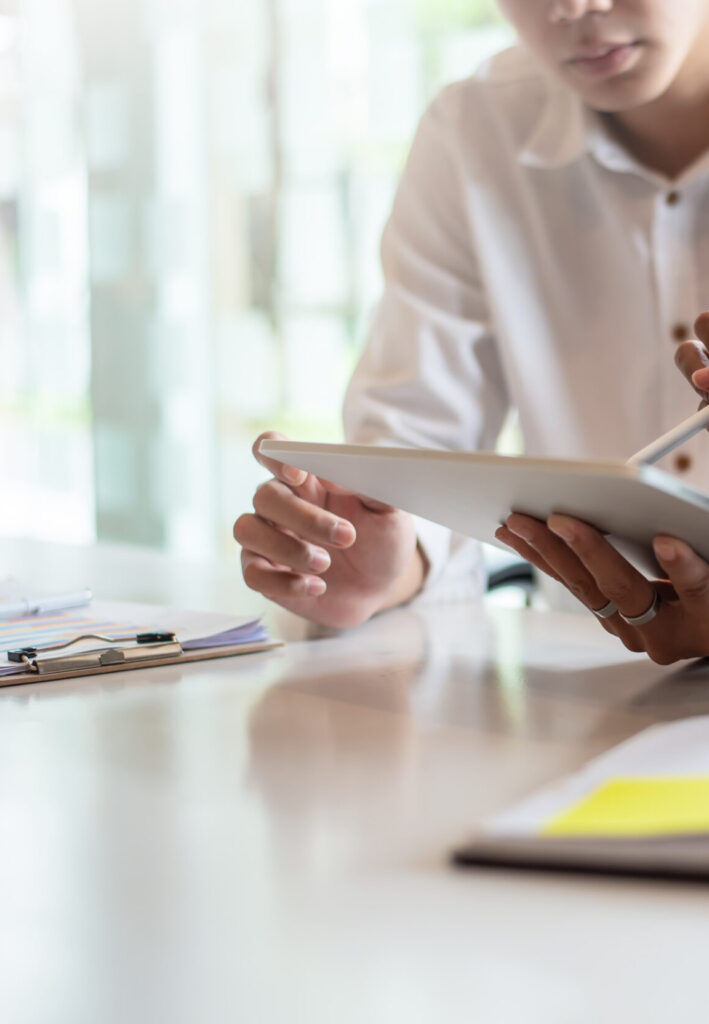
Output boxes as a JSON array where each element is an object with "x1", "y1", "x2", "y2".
[{"x1": 412, "y1": 515, "x2": 487, "y2": 602}]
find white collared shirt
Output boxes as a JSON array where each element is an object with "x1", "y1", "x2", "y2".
[{"x1": 343, "y1": 44, "x2": 709, "y2": 599}]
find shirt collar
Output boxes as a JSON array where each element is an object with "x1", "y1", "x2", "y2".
[
  {"x1": 518, "y1": 68, "x2": 589, "y2": 170},
  {"x1": 518, "y1": 63, "x2": 655, "y2": 179}
]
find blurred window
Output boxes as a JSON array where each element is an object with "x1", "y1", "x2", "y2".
[{"x1": 0, "y1": 0, "x2": 511, "y2": 555}]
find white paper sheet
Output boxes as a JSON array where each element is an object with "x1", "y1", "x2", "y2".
[{"x1": 486, "y1": 716, "x2": 709, "y2": 837}]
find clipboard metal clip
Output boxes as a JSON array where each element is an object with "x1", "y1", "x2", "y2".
[{"x1": 8, "y1": 631, "x2": 182, "y2": 675}]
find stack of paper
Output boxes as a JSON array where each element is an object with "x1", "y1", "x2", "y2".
[{"x1": 454, "y1": 716, "x2": 709, "y2": 880}]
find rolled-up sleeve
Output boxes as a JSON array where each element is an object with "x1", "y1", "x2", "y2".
[{"x1": 343, "y1": 85, "x2": 510, "y2": 597}]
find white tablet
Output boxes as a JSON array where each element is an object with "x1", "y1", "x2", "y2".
[{"x1": 258, "y1": 440, "x2": 709, "y2": 573}]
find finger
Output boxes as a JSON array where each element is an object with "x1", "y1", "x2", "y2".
[
  {"x1": 650, "y1": 536, "x2": 709, "y2": 660},
  {"x1": 234, "y1": 513, "x2": 332, "y2": 574},
  {"x1": 693, "y1": 370, "x2": 709, "y2": 396},
  {"x1": 242, "y1": 550, "x2": 327, "y2": 600},
  {"x1": 253, "y1": 479, "x2": 356, "y2": 548},
  {"x1": 674, "y1": 340, "x2": 709, "y2": 398},
  {"x1": 499, "y1": 518, "x2": 645, "y2": 641},
  {"x1": 505, "y1": 514, "x2": 609, "y2": 610},
  {"x1": 499, "y1": 520, "x2": 623, "y2": 638},
  {"x1": 495, "y1": 525, "x2": 563, "y2": 583},
  {"x1": 547, "y1": 514, "x2": 655, "y2": 619},
  {"x1": 252, "y1": 430, "x2": 309, "y2": 487},
  {"x1": 694, "y1": 311, "x2": 709, "y2": 348},
  {"x1": 653, "y1": 536, "x2": 709, "y2": 608}
]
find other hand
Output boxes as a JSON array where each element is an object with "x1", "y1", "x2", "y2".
[
  {"x1": 675, "y1": 311, "x2": 709, "y2": 401},
  {"x1": 234, "y1": 432, "x2": 424, "y2": 628},
  {"x1": 496, "y1": 513, "x2": 709, "y2": 664}
]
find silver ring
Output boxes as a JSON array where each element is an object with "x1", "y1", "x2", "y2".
[
  {"x1": 592, "y1": 599, "x2": 619, "y2": 619},
  {"x1": 619, "y1": 589, "x2": 661, "y2": 627}
]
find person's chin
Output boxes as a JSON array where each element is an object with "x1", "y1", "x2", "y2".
[
  {"x1": 563, "y1": 45, "x2": 675, "y2": 113},
  {"x1": 566, "y1": 72, "x2": 665, "y2": 113}
]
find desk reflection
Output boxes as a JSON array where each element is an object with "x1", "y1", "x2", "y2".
[{"x1": 245, "y1": 602, "x2": 709, "y2": 871}]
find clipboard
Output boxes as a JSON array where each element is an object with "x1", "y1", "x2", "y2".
[
  {"x1": 0, "y1": 603, "x2": 283, "y2": 687},
  {"x1": 0, "y1": 638, "x2": 283, "y2": 687},
  {"x1": 260, "y1": 440, "x2": 709, "y2": 573}
]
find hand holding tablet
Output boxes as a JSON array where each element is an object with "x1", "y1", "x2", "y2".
[{"x1": 257, "y1": 431, "x2": 709, "y2": 662}]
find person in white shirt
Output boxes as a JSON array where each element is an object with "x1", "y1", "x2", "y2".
[{"x1": 235, "y1": 0, "x2": 709, "y2": 663}]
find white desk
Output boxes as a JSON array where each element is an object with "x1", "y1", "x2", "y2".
[{"x1": 2, "y1": 538, "x2": 709, "y2": 1024}]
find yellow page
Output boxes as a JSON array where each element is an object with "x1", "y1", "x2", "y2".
[{"x1": 543, "y1": 776, "x2": 709, "y2": 838}]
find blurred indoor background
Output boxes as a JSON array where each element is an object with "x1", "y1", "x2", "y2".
[{"x1": 0, "y1": 0, "x2": 512, "y2": 559}]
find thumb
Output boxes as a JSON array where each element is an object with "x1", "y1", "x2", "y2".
[
  {"x1": 675, "y1": 339, "x2": 709, "y2": 397},
  {"x1": 653, "y1": 536, "x2": 709, "y2": 607},
  {"x1": 690, "y1": 313, "x2": 709, "y2": 393},
  {"x1": 315, "y1": 477, "x2": 396, "y2": 513}
]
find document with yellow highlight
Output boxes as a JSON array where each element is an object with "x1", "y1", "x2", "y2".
[
  {"x1": 542, "y1": 776, "x2": 709, "y2": 838},
  {"x1": 453, "y1": 716, "x2": 709, "y2": 881}
]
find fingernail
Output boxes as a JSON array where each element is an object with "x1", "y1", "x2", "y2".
[
  {"x1": 309, "y1": 548, "x2": 331, "y2": 572},
  {"x1": 305, "y1": 577, "x2": 327, "y2": 597},
  {"x1": 507, "y1": 518, "x2": 535, "y2": 541},
  {"x1": 548, "y1": 517, "x2": 575, "y2": 542},
  {"x1": 331, "y1": 521, "x2": 354, "y2": 545},
  {"x1": 654, "y1": 538, "x2": 678, "y2": 562},
  {"x1": 692, "y1": 369, "x2": 709, "y2": 388}
]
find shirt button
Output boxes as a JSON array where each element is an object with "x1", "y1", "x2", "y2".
[
  {"x1": 675, "y1": 453, "x2": 692, "y2": 472},
  {"x1": 672, "y1": 324, "x2": 690, "y2": 341},
  {"x1": 666, "y1": 190, "x2": 681, "y2": 206}
]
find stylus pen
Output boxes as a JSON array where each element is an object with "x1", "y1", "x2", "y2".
[
  {"x1": 0, "y1": 588, "x2": 92, "y2": 622},
  {"x1": 627, "y1": 405, "x2": 709, "y2": 466}
]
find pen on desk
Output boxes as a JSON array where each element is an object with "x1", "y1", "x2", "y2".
[
  {"x1": 0, "y1": 588, "x2": 93, "y2": 622},
  {"x1": 626, "y1": 405, "x2": 709, "y2": 466}
]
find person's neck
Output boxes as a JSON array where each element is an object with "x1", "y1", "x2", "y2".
[{"x1": 602, "y1": 66, "x2": 709, "y2": 181}]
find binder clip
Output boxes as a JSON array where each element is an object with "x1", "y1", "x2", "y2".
[{"x1": 8, "y1": 631, "x2": 181, "y2": 675}]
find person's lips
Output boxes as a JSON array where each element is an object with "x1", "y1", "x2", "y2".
[{"x1": 567, "y1": 41, "x2": 641, "y2": 77}]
